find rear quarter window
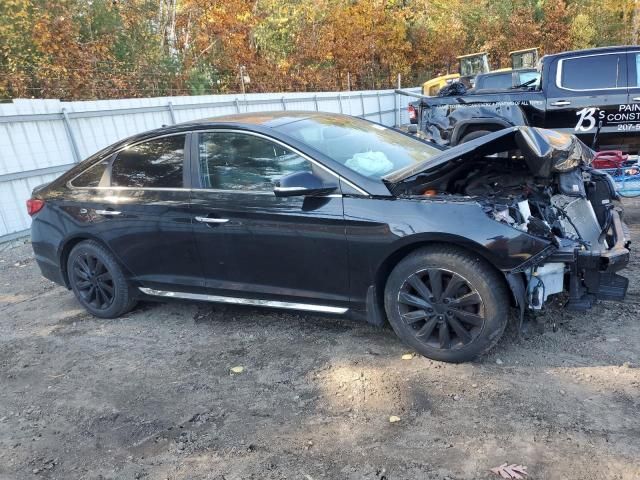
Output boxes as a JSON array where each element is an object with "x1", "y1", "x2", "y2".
[{"x1": 69, "y1": 159, "x2": 110, "y2": 188}]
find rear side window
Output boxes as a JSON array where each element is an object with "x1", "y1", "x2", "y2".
[
  {"x1": 477, "y1": 74, "x2": 512, "y2": 90},
  {"x1": 70, "y1": 159, "x2": 109, "y2": 188},
  {"x1": 111, "y1": 135, "x2": 185, "y2": 188},
  {"x1": 559, "y1": 54, "x2": 625, "y2": 90}
]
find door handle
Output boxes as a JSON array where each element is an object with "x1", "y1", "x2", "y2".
[
  {"x1": 550, "y1": 100, "x2": 571, "y2": 106},
  {"x1": 95, "y1": 209, "x2": 122, "y2": 216},
  {"x1": 195, "y1": 216, "x2": 229, "y2": 224},
  {"x1": 632, "y1": 97, "x2": 640, "y2": 102}
]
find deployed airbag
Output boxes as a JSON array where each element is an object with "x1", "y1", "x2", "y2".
[{"x1": 345, "y1": 151, "x2": 394, "y2": 177}]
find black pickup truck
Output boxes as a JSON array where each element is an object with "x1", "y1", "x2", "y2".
[{"x1": 408, "y1": 46, "x2": 640, "y2": 154}]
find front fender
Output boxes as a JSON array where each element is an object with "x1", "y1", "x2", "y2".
[{"x1": 344, "y1": 196, "x2": 552, "y2": 303}]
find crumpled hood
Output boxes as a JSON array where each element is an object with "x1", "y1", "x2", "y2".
[{"x1": 384, "y1": 126, "x2": 594, "y2": 187}]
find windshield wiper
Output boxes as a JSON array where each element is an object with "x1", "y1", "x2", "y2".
[{"x1": 511, "y1": 78, "x2": 538, "y2": 90}]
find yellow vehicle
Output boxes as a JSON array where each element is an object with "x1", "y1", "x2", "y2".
[
  {"x1": 421, "y1": 49, "x2": 539, "y2": 96},
  {"x1": 421, "y1": 52, "x2": 490, "y2": 96},
  {"x1": 422, "y1": 73, "x2": 461, "y2": 97},
  {"x1": 457, "y1": 52, "x2": 490, "y2": 79},
  {"x1": 510, "y1": 48, "x2": 539, "y2": 69},
  {"x1": 490, "y1": 49, "x2": 540, "y2": 73}
]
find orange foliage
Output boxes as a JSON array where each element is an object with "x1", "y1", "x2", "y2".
[{"x1": 0, "y1": 0, "x2": 636, "y2": 100}]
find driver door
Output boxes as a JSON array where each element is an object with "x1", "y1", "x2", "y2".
[{"x1": 189, "y1": 130, "x2": 350, "y2": 307}]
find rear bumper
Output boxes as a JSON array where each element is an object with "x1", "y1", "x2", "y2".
[
  {"x1": 35, "y1": 254, "x2": 67, "y2": 287},
  {"x1": 30, "y1": 217, "x2": 68, "y2": 288}
]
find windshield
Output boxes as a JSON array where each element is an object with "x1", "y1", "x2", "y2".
[
  {"x1": 459, "y1": 56, "x2": 489, "y2": 77},
  {"x1": 274, "y1": 115, "x2": 441, "y2": 179}
]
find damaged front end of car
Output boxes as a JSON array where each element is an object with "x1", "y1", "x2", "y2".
[{"x1": 385, "y1": 126, "x2": 631, "y2": 315}]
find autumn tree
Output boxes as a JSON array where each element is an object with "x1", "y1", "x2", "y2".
[{"x1": 0, "y1": 0, "x2": 637, "y2": 100}]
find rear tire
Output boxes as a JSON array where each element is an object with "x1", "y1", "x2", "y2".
[
  {"x1": 384, "y1": 245, "x2": 509, "y2": 363},
  {"x1": 67, "y1": 240, "x2": 137, "y2": 318}
]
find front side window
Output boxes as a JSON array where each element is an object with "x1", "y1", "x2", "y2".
[
  {"x1": 560, "y1": 54, "x2": 625, "y2": 90},
  {"x1": 111, "y1": 135, "x2": 185, "y2": 188},
  {"x1": 198, "y1": 132, "x2": 312, "y2": 191}
]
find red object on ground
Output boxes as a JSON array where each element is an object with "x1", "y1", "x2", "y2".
[{"x1": 593, "y1": 150, "x2": 628, "y2": 169}]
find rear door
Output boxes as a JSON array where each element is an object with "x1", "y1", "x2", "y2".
[
  {"x1": 189, "y1": 130, "x2": 350, "y2": 308},
  {"x1": 545, "y1": 50, "x2": 628, "y2": 149},
  {"x1": 86, "y1": 133, "x2": 201, "y2": 291}
]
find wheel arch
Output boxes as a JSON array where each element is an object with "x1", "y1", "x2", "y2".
[
  {"x1": 450, "y1": 118, "x2": 512, "y2": 146},
  {"x1": 58, "y1": 234, "x2": 129, "y2": 288},
  {"x1": 371, "y1": 235, "x2": 515, "y2": 320}
]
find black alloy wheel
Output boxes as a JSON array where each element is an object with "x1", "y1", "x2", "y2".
[
  {"x1": 384, "y1": 246, "x2": 509, "y2": 363},
  {"x1": 71, "y1": 253, "x2": 115, "y2": 310},
  {"x1": 398, "y1": 268, "x2": 485, "y2": 350},
  {"x1": 67, "y1": 240, "x2": 137, "y2": 318}
]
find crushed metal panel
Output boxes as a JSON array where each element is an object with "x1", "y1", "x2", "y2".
[{"x1": 551, "y1": 195, "x2": 605, "y2": 251}]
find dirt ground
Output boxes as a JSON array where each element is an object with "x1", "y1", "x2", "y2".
[{"x1": 1, "y1": 204, "x2": 639, "y2": 480}]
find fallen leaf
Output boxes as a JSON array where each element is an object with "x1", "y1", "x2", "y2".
[
  {"x1": 230, "y1": 366, "x2": 244, "y2": 374},
  {"x1": 490, "y1": 463, "x2": 528, "y2": 479},
  {"x1": 401, "y1": 353, "x2": 414, "y2": 360},
  {"x1": 389, "y1": 415, "x2": 401, "y2": 423}
]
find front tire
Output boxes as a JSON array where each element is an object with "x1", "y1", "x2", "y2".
[
  {"x1": 384, "y1": 246, "x2": 509, "y2": 363},
  {"x1": 67, "y1": 240, "x2": 137, "y2": 318}
]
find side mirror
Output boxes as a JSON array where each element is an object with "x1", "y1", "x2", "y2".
[
  {"x1": 407, "y1": 124, "x2": 418, "y2": 134},
  {"x1": 274, "y1": 171, "x2": 338, "y2": 197}
]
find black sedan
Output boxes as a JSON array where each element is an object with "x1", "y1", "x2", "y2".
[{"x1": 28, "y1": 112, "x2": 630, "y2": 362}]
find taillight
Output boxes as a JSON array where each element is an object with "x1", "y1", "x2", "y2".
[
  {"x1": 408, "y1": 104, "x2": 417, "y2": 123},
  {"x1": 26, "y1": 198, "x2": 45, "y2": 216}
]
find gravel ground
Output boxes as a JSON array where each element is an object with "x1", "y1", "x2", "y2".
[{"x1": 0, "y1": 203, "x2": 639, "y2": 480}]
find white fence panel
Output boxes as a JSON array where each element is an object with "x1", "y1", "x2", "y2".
[{"x1": 0, "y1": 87, "x2": 420, "y2": 241}]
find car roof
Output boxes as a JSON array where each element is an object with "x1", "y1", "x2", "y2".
[
  {"x1": 182, "y1": 111, "x2": 341, "y2": 129},
  {"x1": 56, "y1": 110, "x2": 397, "y2": 198},
  {"x1": 543, "y1": 45, "x2": 633, "y2": 61},
  {"x1": 106, "y1": 111, "x2": 353, "y2": 151}
]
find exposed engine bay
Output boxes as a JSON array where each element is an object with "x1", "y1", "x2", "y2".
[
  {"x1": 406, "y1": 158, "x2": 612, "y2": 249},
  {"x1": 385, "y1": 127, "x2": 631, "y2": 313}
]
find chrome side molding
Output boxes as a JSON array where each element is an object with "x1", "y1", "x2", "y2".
[{"x1": 138, "y1": 287, "x2": 348, "y2": 314}]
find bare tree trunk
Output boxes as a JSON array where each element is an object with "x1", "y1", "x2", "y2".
[
  {"x1": 633, "y1": 0, "x2": 640, "y2": 45},
  {"x1": 158, "y1": 0, "x2": 165, "y2": 49},
  {"x1": 183, "y1": 12, "x2": 192, "y2": 52},
  {"x1": 167, "y1": 0, "x2": 177, "y2": 57}
]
